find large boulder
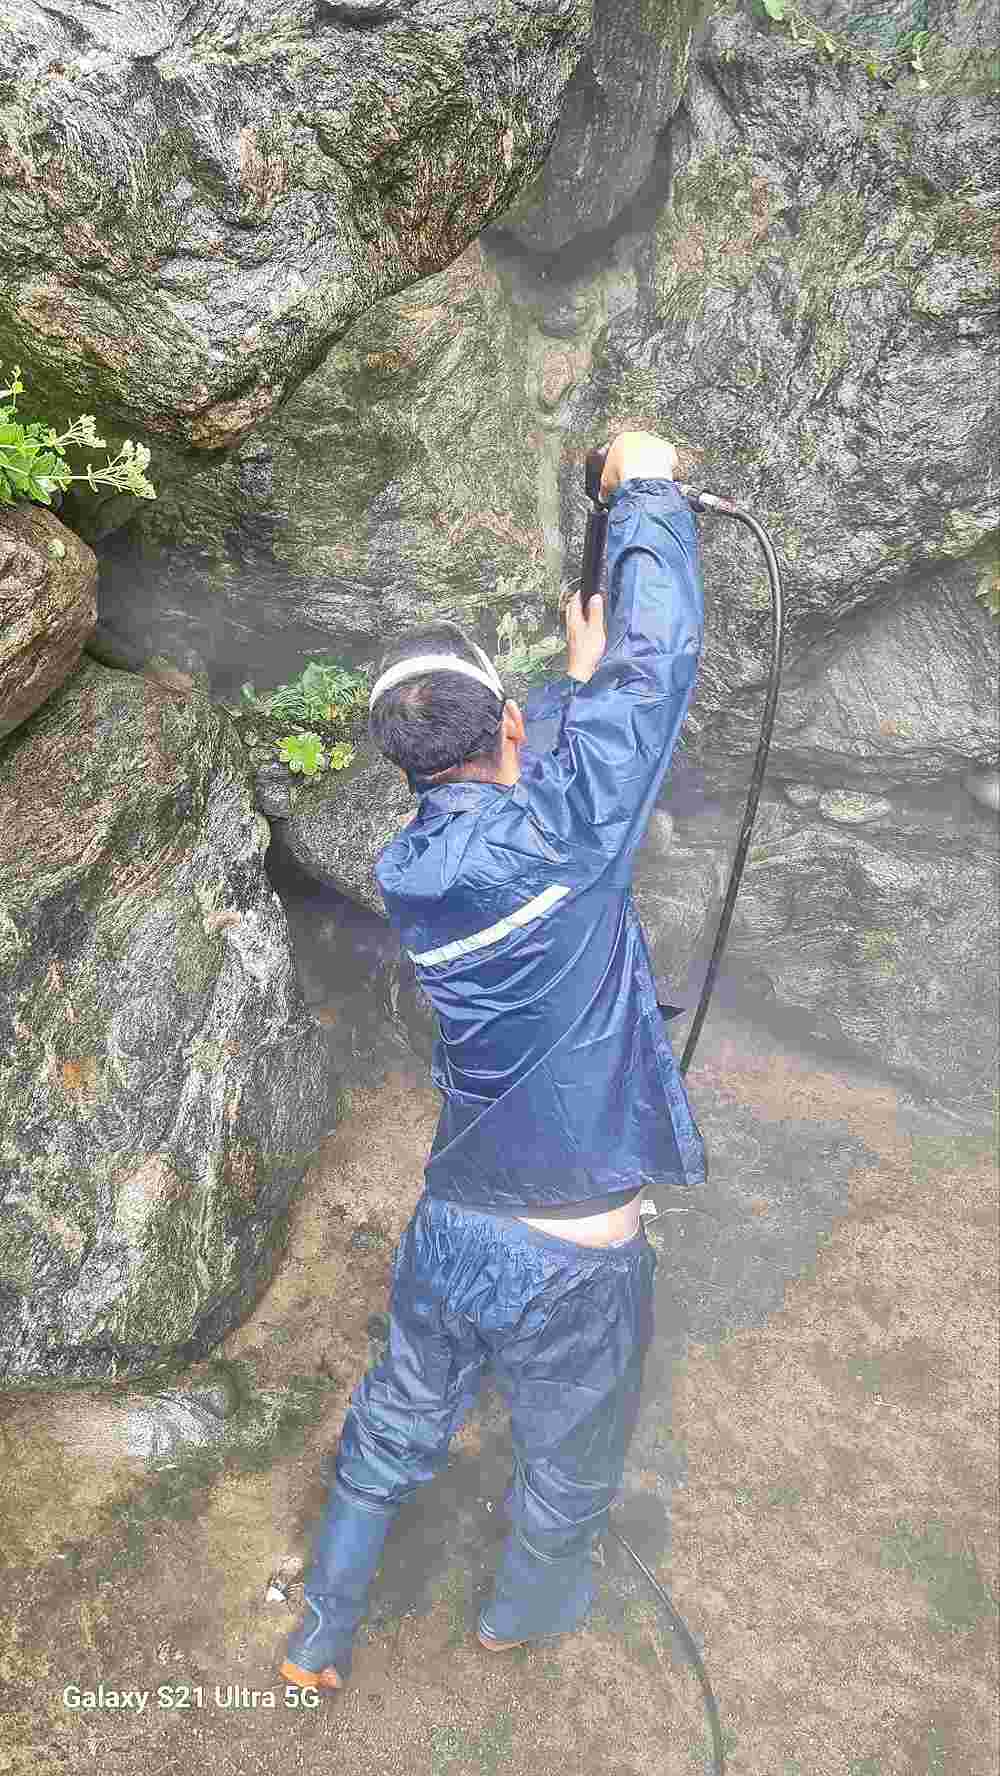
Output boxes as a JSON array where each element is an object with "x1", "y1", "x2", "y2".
[
  {"x1": 81, "y1": 0, "x2": 998, "y2": 735},
  {"x1": 85, "y1": 243, "x2": 558, "y2": 689},
  {"x1": 0, "y1": 659, "x2": 332, "y2": 1388},
  {"x1": 0, "y1": 0, "x2": 591, "y2": 448},
  {"x1": 0, "y1": 505, "x2": 97, "y2": 739},
  {"x1": 274, "y1": 747, "x2": 414, "y2": 915}
]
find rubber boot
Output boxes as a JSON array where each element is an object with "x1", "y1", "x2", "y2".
[
  {"x1": 478, "y1": 1526, "x2": 596, "y2": 1650},
  {"x1": 281, "y1": 1484, "x2": 398, "y2": 1689}
]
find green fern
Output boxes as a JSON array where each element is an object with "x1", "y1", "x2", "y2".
[{"x1": 241, "y1": 657, "x2": 370, "y2": 726}]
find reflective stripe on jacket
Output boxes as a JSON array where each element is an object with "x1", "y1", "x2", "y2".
[{"x1": 375, "y1": 478, "x2": 707, "y2": 1216}]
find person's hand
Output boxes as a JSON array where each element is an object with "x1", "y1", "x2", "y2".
[
  {"x1": 599, "y1": 430, "x2": 679, "y2": 501},
  {"x1": 564, "y1": 588, "x2": 606, "y2": 684}
]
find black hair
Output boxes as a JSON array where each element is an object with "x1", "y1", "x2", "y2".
[{"x1": 368, "y1": 622, "x2": 506, "y2": 786}]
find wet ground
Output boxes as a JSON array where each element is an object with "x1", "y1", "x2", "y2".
[{"x1": 0, "y1": 1008, "x2": 996, "y2": 1776}]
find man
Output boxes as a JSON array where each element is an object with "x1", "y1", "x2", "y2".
[{"x1": 280, "y1": 430, "x2": 706, "y2": 1691}]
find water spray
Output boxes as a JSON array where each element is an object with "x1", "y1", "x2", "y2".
[{"x1": 581, "y1": 445, "x2": 787, "y2": 1776}]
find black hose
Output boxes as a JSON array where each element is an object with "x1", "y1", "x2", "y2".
[
  {"x1": 581, "y1": 467, "x2": 787, "y2": 1776},
  {"x1": 606, "y1": 1522, "x2": 726, "y2": 1772},
  {"x1": 676, "y1": 492, "x2": 786, "y2": 1079}
]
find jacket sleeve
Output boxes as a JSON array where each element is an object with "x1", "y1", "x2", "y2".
[
  {"x1": 523, "y1": 478, "x2": 703, "y2": 866},
  {"x1": 518, "y1": 672, "x2": 581, "y2": 757}
]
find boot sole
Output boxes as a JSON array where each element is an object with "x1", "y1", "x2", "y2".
[
  {"x1": 477, "y1": 1629, "x2": 528, "y2": 1651},
  {"x1": 477, "y1": 1621, "x2": 569, "y2": 1652},
  {"x1": 280, "y1": 1658, "x2": 343, "y2": 1691}
]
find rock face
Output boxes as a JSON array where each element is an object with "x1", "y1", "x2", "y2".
[
  {"x1": 707, "y1": 562, "x2": 999, "y2": 791},
  {"x1": 1, "y1": 0, "x2": 997, "y2": 1417},
  {"x1": 490, "y1": 0, "x2": 699, "y2": 254},
  {"x1": 630, "y1": 547, "x2": 999, "y2": 1122},
  {"x1": 84, "y1": 240, "x2": 605, "y2": 692},
  {"x1": 633, "y1": 779, "x2": 999, "y2": 1125},
  {"x1": 276, "y1": 748, "x2": 415, "y2": 915},
  {"x1": 0, "y1": 660, "x2": 332, "y2": 1387},
  {"x1": 15, "y1": 1369, "x2": 240, "y2": 1466},
  {"x1": 0, "y1": 506, "x2": 97, "y2": 739},
  {"x1": 81, "y1": 4, "x2": 999, "y2": 726},
  {"x1": 567, "y1": 0, "x2": 999, "y2": 705},
  {"x1": 735, "y1": 792, "x2": 996, "y2": 1125},
  {"x1": 0, "y1": 0, "x2": 591, "y2": 447}
]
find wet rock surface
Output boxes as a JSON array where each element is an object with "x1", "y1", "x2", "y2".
[
  {"x1": 82, "y1": 240, "x2": 589, "y2": 681},
  {"x1": 0, "y1": 661, "x2": 332, "y2": 1388},
  {"x1": 11, "y1": 1365, "x2": 244, "y2": 1467},
  {"x1": 490, "y1": 0, "x2": 699, "y2": 254},
  {"x1": 704, "y1": 559, "x2": 999, "y2": 789},
  {"x1": 271, "y1": 749, "x2": 414, "y2": 915},
  {"x1": 264, "y1": 830, "x2": 436, "y2": 1087}
]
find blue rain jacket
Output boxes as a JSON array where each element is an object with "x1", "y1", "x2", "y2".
[{"x1": 375, "y1": 479, "x2": 707, "y2": 1217}]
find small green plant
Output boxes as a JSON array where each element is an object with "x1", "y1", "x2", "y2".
[
  {"x1": 755, "y1": 0, "x2": 936, "y2": 86},
  {"x1": 0, "y1": 363, "x2": 156, "y2": 506},
  {"x1": 495, "y1": 607, "x2": 563, "y2": 681},
  {"x1": 240, "y1": 657, "x2": 370, "y2": 726},
  {"x1": 276, "y1": 734, "x2": 356, "y2": 777},
  {"x1": 240, "y1": 656, "x2": 369, "y2": 778}
]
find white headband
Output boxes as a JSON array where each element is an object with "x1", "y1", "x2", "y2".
[{"x1": 368, "y1": 643, "x2": 504, "y2": 710}]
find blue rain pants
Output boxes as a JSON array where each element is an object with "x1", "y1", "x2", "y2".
[{"x1": 285, "y1": 1192, "x2": 657, "y2": 1680}]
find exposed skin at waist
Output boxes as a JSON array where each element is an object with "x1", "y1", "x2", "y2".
[{"x1": 516, "y1": 1195, "x2": 642, "y2": 1247}]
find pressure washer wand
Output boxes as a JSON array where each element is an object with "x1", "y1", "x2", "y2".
[{"x1": 580, "y1": 445, "x2": 788, "y2": 1776}]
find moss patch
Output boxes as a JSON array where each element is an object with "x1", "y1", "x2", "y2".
[
  {"x1": 431, "y1": 1710, "x2": 515, "y2": 1774},
  {"x1": 910, "y1": 1130, "x2": 998, "y2": 1185},
  {"x1": 80, "y1": 1367, "x2": 337, "y2": 1586},
  {"x1": 879, "y1": 1518, "x2": 1000, "y2": 1636}
]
